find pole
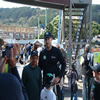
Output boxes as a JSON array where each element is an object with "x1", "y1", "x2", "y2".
[
  {"x1": 89, "y1": 0, "x2": 92, "y2": 50},
  {"x1": 45, "y1": 8, "x2": 47, "y2": 27},
  {"x1": 38, "y1": 8, "x2": 40, "y2": 40},
  {"x1": 57, "y1": 10, "x2": 61, "y2": 45},
  {"x1": 69, "y1": 0, "x2": 72, "y2": 70},
  {"x1": 61, "y1": 9, "x2": 65, "y2": 47}
]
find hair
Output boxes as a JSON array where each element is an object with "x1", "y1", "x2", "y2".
[
  {"x1": 0, "y1": 39, "x2": 4, "y2": 47},
  {"x1": 44, "y1": 73, "x2": 53, "y2": 88},
  {"x1": 84, "y1": 44, "x2": 90, "y2": 53}
]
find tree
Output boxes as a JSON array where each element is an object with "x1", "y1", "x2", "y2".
[
  {"x1": 92, "y1": 21, "x2": 100, "y2": 36},
  {"x1": 39, "y1": 15, "x2": 59, "y2": 39}
]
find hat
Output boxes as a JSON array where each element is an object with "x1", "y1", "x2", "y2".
[
  {"x1": 31, "y1": 50, "x2": 38, "y2": 57},
  {"x1": 44, "y1": 32, "x2": 52, "y2": 39},
  {"x1": 91, "y1": 64, "x2": 100, "y2": 72},
  {"x1": 44, "y1": 73, "x2": 53, "y2": 87},
  {"x1": 34, "y1": 42, "x2": 41, "y2": 46}
]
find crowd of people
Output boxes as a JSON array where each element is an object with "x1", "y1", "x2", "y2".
[{"x1": 0, "y1": 31, "x2": 100, "y2": 100}]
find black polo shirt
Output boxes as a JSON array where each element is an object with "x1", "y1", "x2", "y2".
[{"x1": 39, "y1": 46, "x2": 66, "y2": 79}]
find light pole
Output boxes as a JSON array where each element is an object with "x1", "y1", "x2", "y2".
[
  {"x1": 38, "y1": 8, "x2": 40, "y2": 40},
  {"x1": 45, "y1": 8, "x2": 47, "y2": 27}
]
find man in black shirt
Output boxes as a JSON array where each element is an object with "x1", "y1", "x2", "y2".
[
  {"x1": 39, "y1": 32, "x2": 66, "y2": 100},
  {"x1": 91, "y1": 64, "x2": 100, "y2": 100}
]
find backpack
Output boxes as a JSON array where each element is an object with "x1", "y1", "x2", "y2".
[{"x1": 80, "y1": 53, "x2": 93, "y2": 77}]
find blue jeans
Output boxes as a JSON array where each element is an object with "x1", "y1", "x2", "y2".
[
  {"x1": 82, "y1": 76, "x2": 93, "y2": 100},
  {"x1": 71, "y1": 91, "x2": 77, "y2": 100}
]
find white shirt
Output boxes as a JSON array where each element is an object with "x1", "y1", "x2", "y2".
[{"x1": 40, "y1": 87, "x2": 56, "y2": 100}]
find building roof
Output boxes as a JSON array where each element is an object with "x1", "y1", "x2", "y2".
[
  {"x1": 4, "y1": 0, "x2": 69, "y2": 9},
  {"x1": 0, "y1": 31, "x2": 11, "y2": 39},
  {"x1": 33, "y1": 39, "x2": 44, "y2": 45},
  {"x1": 18, "y1": 40, "x2": 35, "y2": 45},
  {"x1": 4, "y1": 0, "x2": 91, "y2": 9}
]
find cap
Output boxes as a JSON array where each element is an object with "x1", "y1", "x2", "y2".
[
  {"x1": 44, "y1": 32, "x2": 52, "y2": 39},
  {"x1": 44, "y1": 73, "x2": 53, "y2": 87},
  {"x1": 31, "y1": 50, "x2": 38, "y2": 57},
  {"x1": 34, "y1": 42, "x2": 41, "y2": 46},
  {"x1": 91, "y1": 64, "x2": 100, "y2": 72}
]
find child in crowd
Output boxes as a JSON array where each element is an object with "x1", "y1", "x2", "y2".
[
  {"x1": 40, "y1": 73, "x2": 56, "y2": 100},
  {"x1": 91, "y1": 64, "x2": 100, "y2": 100},
  {"x1": 22, "y1": 50, "x2": 42, "y2": 100},
  {"x1": 67, "y1": 63, "x2": 78, "y2": 100}
]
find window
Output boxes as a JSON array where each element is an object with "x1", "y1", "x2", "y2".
[
  {"x1": 22, "y1": 33, "x2": 25, "y2": 39},
  {"x1": 27, "y1": 33, "x2": 30, "y2": 39},
  {"x1": 9, "y1": 33, "x2": 13, "y2": 38},
  {"x1": 31, "y1": 34, "x2": 34, "y2": 39},
  {"x1": 97, "y1": 36, "x2": 100, "y2": 38},
  {"x1": 16, "y1": 33, "x2": 20, "y2": 39}
]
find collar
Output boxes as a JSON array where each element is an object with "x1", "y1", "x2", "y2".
[
  {"x1": 46, "y1": 46, "x2": 53, "y2": 52},
  {"x1": 29, "y1": 63, "x2": 37, "y2": 69},
  {"x1": 44, "y1": 87, "x2": 52, "y2": 92}
]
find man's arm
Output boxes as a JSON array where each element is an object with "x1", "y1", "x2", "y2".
[
  {"x1": 22, "y1": 67, "x2": 27, "y2": 86},
  {"x1": 11, "y1": 67, "x2": 28, "y2": 100},
  {"x1": 8, "y1": 44, "x2": 28, "y2": 100},
  {"x1": 57, "y1": 49, "x2": 66, "y2": 79},
  {"x1": 39, "y1": 69, "x2": 42, "y2": 98},
  {"x1": 52, "y1": 49, "x2": 66, "y2": 86}
]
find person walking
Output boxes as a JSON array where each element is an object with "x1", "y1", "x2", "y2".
[
  {"x1": 80, "y1": 44, "x2": 93, "y2": 100},
  {"x1": 67, "y1": 63, "x2": 78, "y2": 100}
]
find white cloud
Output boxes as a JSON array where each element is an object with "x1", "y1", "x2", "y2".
[
  {"x1": 0, "y1": 0, "x2": 46, "y2": 9},
  {"x1": 92, "y1": 0, "x2": 100, "y2": 4}
]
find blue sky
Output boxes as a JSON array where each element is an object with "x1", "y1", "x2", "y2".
[{"x1": 0, "y1": 0, "x2": 100, "y2": 8}]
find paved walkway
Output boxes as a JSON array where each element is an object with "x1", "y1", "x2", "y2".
[
  {"x1": 64, "y1": 76, "x2": 82, "y2": 100},
  {"x1": 16, "y1": 63, "x2": 83, "y2": 100}
]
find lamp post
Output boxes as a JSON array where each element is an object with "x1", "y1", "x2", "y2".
[
  {"x1": 45, "y1": 8, "x2": 47, "y2": 27},
  {"x1": 38, "y1": 8, "x2": 40, "y2": 40}
]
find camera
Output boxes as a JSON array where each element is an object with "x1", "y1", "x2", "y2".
[{"x1": 2, "y1": 44, "x2": 13, "y2": 58}]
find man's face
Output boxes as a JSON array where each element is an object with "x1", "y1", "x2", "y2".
[
  {"x1": 31, "y1": 56, "x2": 38, "y2": 67},
  {"x1": 93, "y1": 71, "x2": 100, "y2": 81},
  {"x1": 44, "y1": 37, "x2": 52, "y2": 48}
]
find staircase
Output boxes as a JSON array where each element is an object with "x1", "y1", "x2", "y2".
[{"x1": 64, "y1": 8, "x2": 86, "y2": 64}]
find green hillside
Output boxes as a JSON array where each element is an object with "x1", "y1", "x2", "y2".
[
  {"x1": 0, "y1": 5, "x2": 100, "y2": 27},
  {"x1": 0, "y1": 7, "x2": 58, "y2": 27}
]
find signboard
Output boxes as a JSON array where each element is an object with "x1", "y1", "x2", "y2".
[
  {"x1": 92, "y1": 48, "x2": 100, "y2": 64},
  {"x1": 92, "y1": 48, "x2": 100, "y2": 52},
  {"x1": 93, "y1": 52, "x2": 100, "y2": 65}
]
